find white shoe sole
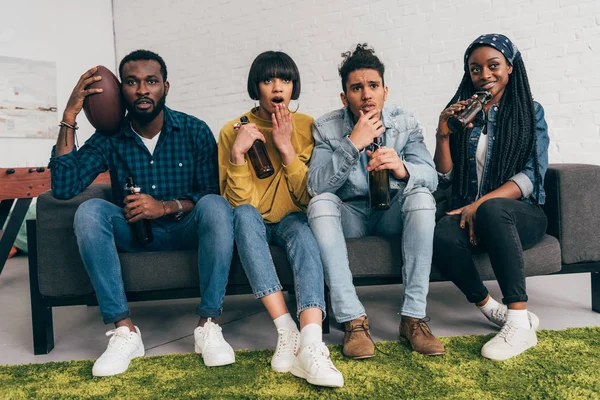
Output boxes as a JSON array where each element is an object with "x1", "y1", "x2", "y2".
[
  {"x1": 194, "y1": 344, "x2": 235, "y2": 367},
  {"x1": 481, "y1": 337, "x2": 538, "y2": 361},
  {"x1": 92, "y1": 346, "x2": 145, "y2": 377},
  {"x1": 290, "y1": 364, "x2": 344, "y2": 388}
]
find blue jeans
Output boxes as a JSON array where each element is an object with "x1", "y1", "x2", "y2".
[
  {"x1": 307, "y1": 188, "x2": 436, "y2": 322},
  {"x1": 73, "y1": 194, "x2": 234, "y2": 324},
  {"x1": 232, "y1": 204, "x2": 325, "y2": 318}
]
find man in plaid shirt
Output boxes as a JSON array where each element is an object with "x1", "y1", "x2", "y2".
[{"x1": 50, "y1": 50, "x2": 235, "y2": 377}]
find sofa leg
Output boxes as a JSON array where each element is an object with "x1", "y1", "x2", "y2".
[
  {"x1": 27, "y1": 219, "x2": 55, "y2": 354},
  {"x1": 31, "y1": 300, "x2": 55, "y2": 355},
  {"x1": 592, "y1": 272, "x2": 600, "y2": 313}
]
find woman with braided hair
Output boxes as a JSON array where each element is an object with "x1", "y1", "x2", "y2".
[{"x1": 432, "y1": 34, "x2": 550, "y2": 360}]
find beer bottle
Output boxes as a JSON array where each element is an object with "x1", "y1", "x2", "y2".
[
  {"x1": 125, "y1": 177, "x2": 154, "y2": 245},
  {"x1": 447, "y1": 91, "x2": 493, "y2": 132},
  {"x1": 369, "y1": 136, "x2": 390, "y2": 210},
  {"x1": 241, "y1": 116, "x2": 275, "y2": 179}
]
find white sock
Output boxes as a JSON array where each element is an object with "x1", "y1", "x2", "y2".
[
  {"x1": 477, "y1": 296, "x2": 501, "y2": 320},
  {"x1": 506, "y1": 309, "x2": 531, "y2": 329},
  {"x1": 273, "y1": 313, "x2": 297, "y2": 331},
  {"x1": 299, "y1": 323, "x2": 322, "y2": 349}
]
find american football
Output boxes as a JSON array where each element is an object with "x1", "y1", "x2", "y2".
[{"x1": 83, "y1": 65, "x2": 125, "y2": 134}]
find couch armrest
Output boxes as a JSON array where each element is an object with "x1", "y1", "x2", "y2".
[
  {"x1": 544, "y1": 164, "x2": 600, "y2": 265},
  {"x1": 37, "y1": 185, "x2": 113, "y2": 231},
  {"x1": 36, "y1": 184, "x2": 112, "y2": 297}
]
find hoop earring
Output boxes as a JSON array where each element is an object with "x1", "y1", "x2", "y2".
[{"x1": 288, "y1": 100, "x2": 300, "y2": 113}]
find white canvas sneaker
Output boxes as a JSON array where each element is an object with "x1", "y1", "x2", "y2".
[
  {"x1": 488, "y1": 306, "x2": 540, "y2": 330},
  {"x1": 290, "y1": 342, "x2": 344, "y2": 388},
  {"x1": 92, "y1": 326, "x2": 145, "y2": 377},
  {"x1": 271, "y1": 328, "x2": 300, "y2": 373},
  {"x1": 481, "y1": 321, "x2": 538, "y2": 361},
  {"x1": 194, "y1": 318, "x2": 235, "y2": 367}
]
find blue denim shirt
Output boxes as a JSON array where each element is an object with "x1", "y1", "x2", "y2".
[
  {"x1": 438, "y1": 101, "x2": 549, "y2": 205},
  {"x1": 308, "y1": 106, "x2": 437, "y2": 200}
]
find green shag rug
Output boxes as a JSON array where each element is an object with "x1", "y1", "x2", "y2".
[{"x1": 1, "y1": 327, "x2": 599, "y2": 400}]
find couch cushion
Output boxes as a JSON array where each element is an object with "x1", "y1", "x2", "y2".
[
  {"x1": 39, "y1": 233, "x2": 561, "y2": 297},
  {"x1": 120, "y1": 246, "x2": 294, "y2": 293},
  {"x1": 347, "y1": 234, "x2": 561, "y2": 282},
  {"x1": 38, "y1": 245, "x2": 294, "y2": 297}
]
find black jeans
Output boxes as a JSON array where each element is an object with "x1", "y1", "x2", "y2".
[{"x1": 433, "y1": 198, "x2": 548, "y2": 305}]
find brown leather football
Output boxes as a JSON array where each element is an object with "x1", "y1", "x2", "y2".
[{"x1": 83, "y1": 65, "x2": 125, "y2": 134}]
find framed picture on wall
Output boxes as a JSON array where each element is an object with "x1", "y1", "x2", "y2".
[{"x1": 0, "y1": 55, "x2": 57, "y2": 139}]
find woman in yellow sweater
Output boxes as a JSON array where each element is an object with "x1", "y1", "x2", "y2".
[{"x1": 218, "y1": 51, "x2": 343, "y2": 388}]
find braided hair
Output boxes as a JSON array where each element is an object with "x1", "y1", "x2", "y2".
[{"x1": 447, "y1": 52, "x2": 541, "y2": 204}]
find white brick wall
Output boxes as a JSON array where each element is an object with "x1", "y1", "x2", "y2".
[{"x1": 113, "y1": 0, "x2": 600, "y2": 165}]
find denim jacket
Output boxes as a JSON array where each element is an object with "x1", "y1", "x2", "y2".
[
  {"x1": 307, "y1": 106, "x2": 437, "y2": 200},
  {"x1": 438, "y1": 101, "x2": 549, "y2": 206}
]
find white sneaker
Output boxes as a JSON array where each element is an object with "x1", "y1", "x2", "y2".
[
  {"x1": 271, "y1": 328, "x2": 300, "y2": 373},
  {"x1": 481, "y1": 321, "x2": 538, "y2": 361},
  {"x1": 92, "y1": 326, "x2": 145, "y2": 377},
  {"x1": 291, "y1": 342, "x2": 344, "y2": 388},
  {"x1": 194, "y1": 318, "x2": 235, "y2": 367},
  {"x1": 488, "y1": 305, "x2": 540, "y2": 330}
]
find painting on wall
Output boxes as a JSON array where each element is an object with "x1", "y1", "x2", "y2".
[{"x1": 0, "y1": 55, "x2": 57, "y2": 139}]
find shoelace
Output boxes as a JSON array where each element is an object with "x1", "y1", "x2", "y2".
[
  {"x1": 345, "y1": 319, "x2": 371, "y2": 337},
  {"x1": 202, "y1": 322, "x2": 227, "y2": 347},
  {"x1": 412, "y1": 316, "x2": 434, "y2": 337},
  {"x1": 105, "y1": 328, "x2": 131, "y2": 351},
  {"x1": 497, "y1": 322, "x2": 517, "y2": 341},
  {"x1": 311, "y1": 343, "x2": 338, "y2": 371},
  {"x1": 490, "y1": 307, "x2": 507, "y2": 323},
  {"x1": 275, "y1": 328, "x2": 299, "y2": 356}
]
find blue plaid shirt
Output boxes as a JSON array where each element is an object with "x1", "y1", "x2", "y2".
[{"x1": 49, "y1": 107, "x2": 219, "y2": 207}]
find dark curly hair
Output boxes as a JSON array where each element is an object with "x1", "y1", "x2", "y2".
[{"x1": 339, "y1": 43, "x2": 385, "y2": 93}]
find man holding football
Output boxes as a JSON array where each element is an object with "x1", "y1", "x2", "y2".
[{"x1": 50, "y1": 49, "x2": 236, "y2": 377}]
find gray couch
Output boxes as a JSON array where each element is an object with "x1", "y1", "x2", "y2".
[{"x1": 28, "y1": 164, "x2": 600, "y2": 354}]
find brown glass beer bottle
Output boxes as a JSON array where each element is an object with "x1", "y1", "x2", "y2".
[
  {"x1": 447, "y1": 91, "x2": 493, "y2": 132},
  {"x1": 369, "y1": 136, "x2": 390, "y2": 210},
  {"x1": 240, "y1": 116, "x2": 275, "y2": 179}
]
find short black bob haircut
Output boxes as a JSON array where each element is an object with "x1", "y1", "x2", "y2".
[
  {"x1": 119, "y1": 49, "x2": 168, "y2": 82},
  {"x1": 339, "y1": 43, "x2": 385, "y2": 93},
  {"x1": 247, "y1": 51, "x2": 301, "y2": 100}
]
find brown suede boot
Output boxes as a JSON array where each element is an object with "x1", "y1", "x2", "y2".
[
  {"x1": 343, "y1": 316, "x2": 375, "y2": 359},
  {"x1": 399, "y1": 316, "x2": 445, "y2": 356}
]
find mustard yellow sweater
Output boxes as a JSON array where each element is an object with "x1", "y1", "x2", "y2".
[{"x1": 218, "y1": 110, "x2": 314, "y2": 224}]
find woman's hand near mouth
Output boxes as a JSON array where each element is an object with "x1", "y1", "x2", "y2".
[{"x1": 272, "y1": 103, "x2": 296, "y2": 164}]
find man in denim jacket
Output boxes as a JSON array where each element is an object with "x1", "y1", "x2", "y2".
[{"x1": 307, "y1": 44, "x2": 445, "y2": 359}]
